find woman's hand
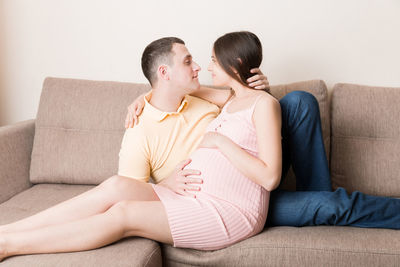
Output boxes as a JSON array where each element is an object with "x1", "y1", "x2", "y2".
[
  {"x1": 247, "y1": 68, "x2": 270, "y2": 90},
  {"x1": 125, "y1": 93, "x2": 146, "y2": 128},
  {"x1": 159, "y1": 159, "x2": 203, "y2": 198},
  {"x1": 198, "y1": 132, "x2": 227, "y2": 149}
]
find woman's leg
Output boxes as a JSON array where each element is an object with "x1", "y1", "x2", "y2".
[
  {"x1": 0, "y1": 200, "x2": 172, "y2": 262},
  {"x1": 0, "y1": 175, "x2": 159, "y2": 234}
]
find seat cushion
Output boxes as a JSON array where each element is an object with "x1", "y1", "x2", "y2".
[
  {"x1": 331, "y1": 83, "x2": 400, "y2": 197},
  {"x1": 162, "y1": 226, "x2": 400, "y2": 266},
  {"x1": 0, "y1": 184, "x2": 162, "y2": 267}
]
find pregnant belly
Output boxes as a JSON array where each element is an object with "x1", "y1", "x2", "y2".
[{"x1": 184, "y1": 148, "x2": 264, "y2": 208}]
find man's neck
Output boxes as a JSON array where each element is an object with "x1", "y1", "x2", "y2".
[{"x1": 149, "y1": 86, "x2": 186, "y2": 112}]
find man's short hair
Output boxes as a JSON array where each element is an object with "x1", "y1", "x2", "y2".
[{"x1": 141, "y1": 37, "x2": 185, "y2": 86}]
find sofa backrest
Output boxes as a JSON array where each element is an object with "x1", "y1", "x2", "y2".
[
  {"x1": 30, "y1": 77, "x2": 329, "y2": 186},
  {"x1": 330, "y1": 83, "x2": 400, "y2": 197},
  {"x1": 30, "y1": 77, "x2": 150, "y2": 184}
]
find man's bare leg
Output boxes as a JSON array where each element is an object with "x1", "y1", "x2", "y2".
[
  {"x1": 0, "y1": 201, "x2": 172, "y2": 262},
  {"x1": 0, "y1": 175, "x2": 159, "y2": 234}
]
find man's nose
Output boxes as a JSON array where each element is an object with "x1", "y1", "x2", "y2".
[{"x1": 193, "y1": 62, "x2": 201, "y2": 72}]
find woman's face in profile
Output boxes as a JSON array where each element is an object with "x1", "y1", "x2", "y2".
[{"x1": 207, "y1": 50, "x2": 232, "y2": 87}]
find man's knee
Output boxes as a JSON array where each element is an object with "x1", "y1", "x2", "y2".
[
  {"x1": 280, "y1": 91, "x2": 321, "y2": 132},
  {"x1": 280, "y1": 91, "x2": 319, "y2": 112}
]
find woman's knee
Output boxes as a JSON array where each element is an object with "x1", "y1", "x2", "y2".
[
  {"x1": 106, "y1": 201, "x2": 132, "y2": 230},
  {"x1": 106, "y1": 201, "x2": 150, "y2": 235},
  {"x1": 100, "y1": 175, "x2": 132, "y2": 192}
]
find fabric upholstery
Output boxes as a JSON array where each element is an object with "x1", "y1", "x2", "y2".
[
  {"x1": 30, "y1": 77, "x2": 150, "y2": 184},
  {"x1": 330, "y1": 83, "x2": 400, "y2": 197},
  {"x1": 162, "y1": 226, "x2": 400, "y2": 266},
  {"x1": 0, "y1": 184, "x2": 162, "y2": 267},
  {"x1": 0, "y1": 120, "x2": 34, "y2": 204}
]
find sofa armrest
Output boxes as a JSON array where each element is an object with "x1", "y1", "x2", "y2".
[{"x1": 0, "y1": 119, "x2": 35, "y2": 203}]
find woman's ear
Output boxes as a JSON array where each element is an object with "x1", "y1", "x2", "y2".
[
  {"x1": 231, "y1": 65, "x2": 239, "y2": 74},
  {"x1": 157, "y1": 65, "x2": 170, "y2": 81},
  {"x1": 232, "y1": 58, "x2": 243, "y2": 74}
]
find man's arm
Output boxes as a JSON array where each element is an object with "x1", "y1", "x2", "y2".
[
  {"x1": 119, "y1": 127, "x2": 203, "y2": 197},
  {"x1": 118, "y1": 128, "x2": 151, "y2": 182},
  {"x1": 124, "y1": 68, "x2": 270, "y2": 128},
  {"x1": 190, "y1": 86, "x2": 233, "y2": 108},
  {"x1": 190, "y1": 68, "x2": 270, "y2": 107}
]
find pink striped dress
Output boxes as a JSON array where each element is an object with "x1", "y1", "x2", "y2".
[{"x1": 151, "y1": 95, "x2": 269, "y2": 250}]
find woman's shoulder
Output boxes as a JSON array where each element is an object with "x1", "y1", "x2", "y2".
[
  {"x1": 252, "y1": 92, "x2": 281, "y2": 119},
  {"x1": 253, "y1": 91, "x2": 279, "y2": 107}
]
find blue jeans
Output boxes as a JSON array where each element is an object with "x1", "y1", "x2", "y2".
[{"x1": 265, "y1": 91, "x2": 400, "y2": 229}]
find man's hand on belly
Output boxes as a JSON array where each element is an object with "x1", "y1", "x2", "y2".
[{"x1": 159, "y1": 159, "x2": 203, "y2": 198}]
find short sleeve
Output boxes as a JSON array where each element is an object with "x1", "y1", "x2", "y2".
[{"x1": 118, "y1": 128, "x2": 150, "y2": 182}]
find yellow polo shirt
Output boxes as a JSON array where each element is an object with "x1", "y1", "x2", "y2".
[{"x1": 118, "y1": 92, "x2": 220, "y2": 183}]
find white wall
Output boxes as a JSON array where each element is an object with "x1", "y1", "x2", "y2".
[{"x1": 1, "y1": 0, "x2": 399, "y2": 126}]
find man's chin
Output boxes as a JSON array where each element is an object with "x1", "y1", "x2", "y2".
[
  {"x1": 189, "y1": 82, "x2": 201, "y2": 92},
  {"x1": 194, "y1": 83, "x2": 201, "y2": 90}
]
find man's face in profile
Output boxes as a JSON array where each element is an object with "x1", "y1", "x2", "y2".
[{"x1": 168, "y1": 43, "x2": 201, "y2": 94}]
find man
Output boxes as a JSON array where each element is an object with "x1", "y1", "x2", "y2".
[{"x1": 122, "y1": 36, "x2": 400, "y2": 229}]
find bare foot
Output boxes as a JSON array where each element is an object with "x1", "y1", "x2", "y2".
[{"x1": 0, "y1": 236, "x2": 8, "y2": 262}]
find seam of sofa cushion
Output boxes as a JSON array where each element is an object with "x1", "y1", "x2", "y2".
[
  {"x1": 36, "y1": 125, "x2": 124, "y2": 133},
  {"x1": 332, "y1": 134, "x2": 393, "y2": 141},
  {"x1": 234, "y1": 245, "x2": 400, "y2": 255},
  {"x1": 165, "y1": 246, "x2": 400, "y2": 265},
  {"x1": 144, "y1": 246, "x2": 162, "y2": 267}
]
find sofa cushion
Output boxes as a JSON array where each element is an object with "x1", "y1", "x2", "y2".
[
  {"x1": 162, "y1": 226, "x2": 400, "y2": 266},
  {"x1": 0, "y1": 184, "x2": 162, "y2": 267},
  {"x1": 30, "y1": 77, "x2": 151, "y2": 184},
  {"x1": 331, "y1": 83, "x2": 400, "y2": 197},
  {"x1": 269, "y1": 80, "x2": 330, "y2": 190}
]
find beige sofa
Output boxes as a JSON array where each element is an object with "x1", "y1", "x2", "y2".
[{"x1": 0, "y1": 77, "x2": 399, "y2": 266}]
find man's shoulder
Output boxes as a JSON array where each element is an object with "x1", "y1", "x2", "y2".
[{"x1": 122, "y1": 120, "x2": 155, "y2": 143}]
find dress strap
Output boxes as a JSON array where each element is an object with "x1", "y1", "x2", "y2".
[
  {"x1": 250, "y1": 94, "x2": 264, "y2": 112},
  {"x1": 223, "y1": 93, "x2": 264, "y2": 116},
  {"x1": 246, "y1": 94, "x2": 265, "y2": 122}
]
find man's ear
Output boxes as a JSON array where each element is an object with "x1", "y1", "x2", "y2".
[{"x1": 157, "y1": 65, "x2": 170, "y2": 81}]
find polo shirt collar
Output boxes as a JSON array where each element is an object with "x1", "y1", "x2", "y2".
[{"x1": 144, "y1": 91, "x2": 188, "y2": 122}]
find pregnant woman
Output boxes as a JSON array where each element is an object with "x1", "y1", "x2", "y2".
[
  {"x1": 151, "y1": 32, "x2": 280, "y2": 250},
  {"x1": 0, "y1": 31, "x2": 281, "y2": 260}
]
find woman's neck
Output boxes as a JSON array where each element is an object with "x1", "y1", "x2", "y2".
[{"x1": 229, "y1": 80, "x2": 253, "y2": 99}]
